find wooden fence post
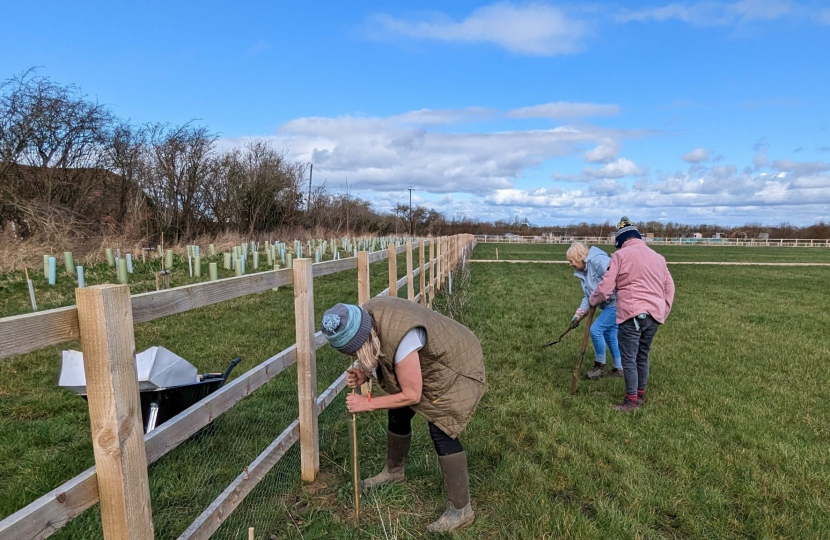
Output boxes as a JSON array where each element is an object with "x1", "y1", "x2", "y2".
[
  {"x1": 436, "y1": 238, "x2": 442, "y2": 291},
  {"x1": 358, "y1": 251, "x2": 370, "y2": 306},
  {"x1": 443, "y1": 237, "x2": 448, "y2": 286},
  {"x1": 75, "y1": 284, "x2": 154, "y2": 540},
  {"x1": 406, "y1": 241, "x2": 414, "y2": 301},
  {"x1": 293, "y1": 259, "x2": 319, "y2": 482},
  {"x1": 387, "y1": 244, "x2": 397, "y2": 298},
  {"x1": 419, "y1": 239, "x2": 426, "y2": 306},
  {"x1": 429, "y1": 237, "x2": 435, "y2": 307}
]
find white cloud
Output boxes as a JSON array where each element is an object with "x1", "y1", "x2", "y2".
[
  {"x1": 584, "y1": 139, "x2": 620, "y2": 163},
  {"x1": 682, "y1": 148, "x2": 709, "y2": 163},
  {"x1": 393, "y1": 107, "x2": 496, "y2": 125},
  {"x1": 369, "y1": 3, "x2": 589, "y2": 56},
  {"x1": 507, "y1": 102, "x2": 620, "y2": 119},
  {"x1": 771, "y1": 159, "x2": 830, "y2": 176},
  {"x1": 821, "y1": 8, "x2": 830, "y2": 24},
  {"x1": 220, "y1": 109, "x2": 830, "y2": 226},
  {"x1": 220, "y1": 108, "x2": 647, "y2": 196},
  {"x1": 617, "y1": 0, "x2": 796, "y2": 25},
  {"x1": 481, "y1": 162, "x2": 830, "y2": 225},
  {"x1": 581, "y1": 158, "x2": 646, "y2": 179}
]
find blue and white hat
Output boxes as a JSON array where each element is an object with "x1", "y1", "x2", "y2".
[
  {"x1": 320, "y1": 303, "x2": 373, "y2": 354},
  {"x1": 614, "y1": 216, "x2": 642, "y2": 248}
]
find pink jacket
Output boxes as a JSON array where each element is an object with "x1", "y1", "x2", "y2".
[{"x1": 589, "y1": 238, "x2": 675, "y2": 324}]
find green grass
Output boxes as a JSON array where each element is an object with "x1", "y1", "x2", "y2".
[
  {"x1": 472, "y1": 242, "x2": 830, "y2": 263},
  {"x1": 274, "y1": 246, "x2": 830, "y2": 539},
  {"x1": 2, "y1": 244, "x2": 829, "y2": 539}
]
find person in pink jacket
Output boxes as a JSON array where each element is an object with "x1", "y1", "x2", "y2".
[{"x1": 589, "y1": 217, "x2": 675, "y2": 411}]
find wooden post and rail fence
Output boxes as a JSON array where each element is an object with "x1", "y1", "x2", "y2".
[
  {"x1": 475, "y1": 234, "x2": 830, "y2": 247},
  {"x1": 0, "y1": 234, "x2": 476, "y2": 540}
]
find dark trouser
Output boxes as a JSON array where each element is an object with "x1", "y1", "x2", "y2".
[
  {"x1": 617, "y1": 314, "x2": 660, "y2": 396},
  {"x1": 388, "y1": 406, "x2": 464, "y2": 456}
]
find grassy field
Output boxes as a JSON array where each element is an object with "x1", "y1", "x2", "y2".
[
  {"x1": 281, "y1": 245, "x2": 830, "y2": 539},
  {"x1": 2, "y1": 244, "x2": 829, "y2": 539},
  {"x1": 472, "y1": 242, "x2": 830, "y2": 263}
]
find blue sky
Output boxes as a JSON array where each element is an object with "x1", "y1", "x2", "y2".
[{"x1": 3, "y1": 0, "x2": 829, "y2": 226}]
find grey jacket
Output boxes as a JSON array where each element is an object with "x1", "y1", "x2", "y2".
[{"x1": 574, "y1": 246, "x2": 616, "y2": 315}]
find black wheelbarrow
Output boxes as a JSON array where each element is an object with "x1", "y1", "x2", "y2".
[
  {"x1": 138, "y1": 357, "x2": 241, "y2": 433},
  {"x1": 58, "y1": 347, "x2": 242, "y2": 434}
]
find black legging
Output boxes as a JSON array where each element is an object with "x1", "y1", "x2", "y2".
[{"x1": 387, "y1": 406, "x2": 464, "y2": 456}]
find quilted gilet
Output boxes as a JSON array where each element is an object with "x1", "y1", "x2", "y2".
[{"x1": 363, "y1": 296, "x2": 486, "y2": 438}]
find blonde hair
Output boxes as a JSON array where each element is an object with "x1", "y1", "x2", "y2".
[
  {"x1": 355, "y1": 326, "x2": 383, "y2": 373},
  {"x1": 566, "y1": 242, "x2": 589, "y2": 263}
]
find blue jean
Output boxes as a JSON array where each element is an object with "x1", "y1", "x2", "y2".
[{"x1": 591, "y1": 306, "x2": 621, "y2": 369}]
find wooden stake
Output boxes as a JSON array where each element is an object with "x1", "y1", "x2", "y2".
[
  {"x1": 349, "y1": 407, "x2": 360, "y2": 523},
  {"x1": 358, "y1": 251, "x2": 370, "y2": 306},
  {"x1": 436, "y1": 239, "x2": 442, "y2": 291},
  {"x1": 294, "y1": 259, "x2": 319, "y2": 482},
  {"x1": 406, "y1": 241, "x2": 414, "y2": 301},
  {"x1": 75, "y1": 285, "x2": 154, "y2": 540},
  {"x1": 248, "y1": 527, "x2": 254, "y2": 540},
  {"x1": 357, "y1": 251, "x2": 370, "y2": 395},
  {"x1": 429, "y1": 237, "x2": 435, "y2": 308},
  {"x1": 419, "y1": 239, "x2": 426, "y2": 306},
  {"x1": 387, "y1": 244, "x2": 397, "y2": 298},
  {"x1": 25, "y1": 269, "x2": 37, "y2": 311}
]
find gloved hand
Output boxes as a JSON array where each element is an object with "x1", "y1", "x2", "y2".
[{"x1": 569, "y1": 317, "x2": 580, "y2": 329}]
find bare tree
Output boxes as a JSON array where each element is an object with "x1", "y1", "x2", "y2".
[
  {"x1": 144, "y1": 122, "x2": 217, "y2": 240},
  {"x1": 0, "y1": 70, "x2": 113, "y2": 238},
  {"x1": 104, "y1": 121, "x2": 147, "y2": 230}
]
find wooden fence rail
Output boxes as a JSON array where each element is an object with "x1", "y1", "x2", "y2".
[
  {"x1": 475, "y1": 235, "x2": 830, "y2": 247},
  {"x1": 0, "y1": 235, "x2": 476, "y2": 540},
  {"x1": 0, "y1": 247, "x2": 411, "y2": 361}
]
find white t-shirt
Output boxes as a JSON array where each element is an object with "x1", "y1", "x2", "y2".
[
  {"x1": 364, "y1": 328, "x2": 427, "y2": 379},
  {"x1": 394, "y1": 327, "x2": 427, "y2": 364}
]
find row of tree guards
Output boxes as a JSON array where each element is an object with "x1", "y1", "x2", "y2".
[{"x1": 24, "y1": 236, "x2": 425, "y2": 312}]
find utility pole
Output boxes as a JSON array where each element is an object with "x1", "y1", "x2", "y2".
[
  {"x1": 407, "y1": 187, "x2": 414, "y2": 236},
  {"x1": 307, "y1": 164, "x2": 313, "y2": 212}
]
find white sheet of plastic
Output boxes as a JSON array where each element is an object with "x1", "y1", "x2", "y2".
[{"x1": 58, "y1": 346, "x2": 199, "y2": 394}]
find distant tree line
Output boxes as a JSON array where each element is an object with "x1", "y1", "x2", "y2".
[{"x1": 2, "y1": 71, "x2": 827, "y2": 242}]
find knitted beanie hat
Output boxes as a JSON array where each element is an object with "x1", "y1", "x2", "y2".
[
  {"x1": 320, "y1": 303, "x2": 373, "y2": 354},
  {"x1": 615, "y1": 216, "x2": 642, "y2": 248}
]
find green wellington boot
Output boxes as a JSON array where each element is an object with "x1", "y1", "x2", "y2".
[
  {"x1": 362, "y1": 431, "x2": 411, "y2": 489},
  {"x1": 426, "y1": 451, "x2": 475, "y2": 533}
]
